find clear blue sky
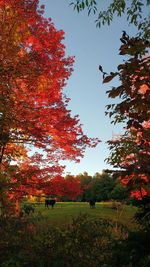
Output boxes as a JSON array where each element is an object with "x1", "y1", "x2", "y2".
[{"x1": 39, "y1": 0, "x2": 143, "y2": 176}]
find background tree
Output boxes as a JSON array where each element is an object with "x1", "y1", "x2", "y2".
[
  {"x1": 74, "y1": 171, "x2": 127, "y2": 202},
  {"x1": 42, "y1": 175, "x2": 82, "y2": 201},
  {"x1": 110, "y1": 180, "x2": 128, "y2": 201},
  {"x1": 91, "y1": 172, "x2": 115, "y2": 201},
  {"x1": 76, "y1": 171, "x2": 92, "y2": 201}
]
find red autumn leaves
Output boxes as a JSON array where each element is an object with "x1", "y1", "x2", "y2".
[
  {"x1": 43, "y1": 175, "x2": 83, "y2": 201},
  {"x1": 0, "y1": 0, "x2": 99, "y2": 208},
  {"x1": 102, "y1": 32, "x2": 150, "y2": 200}
]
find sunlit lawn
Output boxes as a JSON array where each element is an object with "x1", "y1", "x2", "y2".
[{"x1": 29, "y1": 201, "x2": 138, "y2": 230}]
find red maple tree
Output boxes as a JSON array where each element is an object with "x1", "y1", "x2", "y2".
[
  {"x1": 0, "y1": 0, "x2": 99, "y2": 213},
  {"x1": 43, "y1": 175, "x2": 82, "y2": 201}
]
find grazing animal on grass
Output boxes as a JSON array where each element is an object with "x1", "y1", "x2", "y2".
[
  {"x1": 45, "y1": 199, "x2": 56, "y2": 209},
  {"x1": 89, "y1": 199, "x2": 96, "y2": 208}
]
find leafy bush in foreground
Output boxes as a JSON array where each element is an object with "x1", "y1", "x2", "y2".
[
  {"x1": 0, "y1": 214, "x2": 149, "y2": 267},
  {"x1": 0, "y1": 214, "x2": 115, "y2": 267}
]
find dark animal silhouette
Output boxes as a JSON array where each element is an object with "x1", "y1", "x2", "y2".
[
  {"x1": 89, "y1": 199, "x2": 96, "y2": 208},
  {"x1": 45, "y1": 199, "x2": 56, "y2": 209}
]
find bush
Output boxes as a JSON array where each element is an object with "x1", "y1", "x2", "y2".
[
  {"x1": 0, "y1": 214, "x2": 115, "y2": 267},
  {"x1": 1, "y1": 213, "x2": 149, "y2": 267},
  {"x1": 111, "y1": 230, "x2": 150, "y2": 267}
]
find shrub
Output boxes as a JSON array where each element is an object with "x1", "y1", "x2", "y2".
[
  {"x1": 0, "y1": 214, "x2": 115, "y2": 267},
  {"x1": 1, "y1": 213, "x2": 149, "y2": 267}
]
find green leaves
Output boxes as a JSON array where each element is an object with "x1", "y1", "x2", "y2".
[
  {"x1": 70, "y1": 0, "x2": 97, "y2": 14},
  {"x1": 70, "y1": 0, "x2": 149, "y2": 30}
]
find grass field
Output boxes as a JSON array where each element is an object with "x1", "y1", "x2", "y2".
[{"x1": 27, "y1": 201, "x2": 138, "y2": 230}]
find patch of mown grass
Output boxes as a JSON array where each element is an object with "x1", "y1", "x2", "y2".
[{"x1": 27, "y1": 201, "x2": 137, "y2": 230}]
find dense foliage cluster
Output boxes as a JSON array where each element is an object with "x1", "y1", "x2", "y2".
[
  {"x1": 100, "y1": 32, "x2": 150, "y2": 226},
  {"x1": 34, "y1": 171, "x2": 128, "y2": 202},
  {"x1": 103, "y1": 33, "x2": 149, "y2": 192},
  {"x1": 76, "y1": 171, "x2": 128, "y2": 202},
  {"x1": 0, "y1": 0, "x2": 99, "y2": 214},
  {"x1": 1, "y1": 214, "x2": 150, "y2": 267}
]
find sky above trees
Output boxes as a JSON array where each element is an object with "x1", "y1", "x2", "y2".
[{"x1": 39, "y1": 0, "x2": 147, "y2": 175}]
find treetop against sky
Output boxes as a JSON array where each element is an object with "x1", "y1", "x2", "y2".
[
  {"x1": 0, "y1": 0, "x2": 100, "y2": 207},
  {"x1": 39, "y1": 0, "x2": 149, "y2": 175}
]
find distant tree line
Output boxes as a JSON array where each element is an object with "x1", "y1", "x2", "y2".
[{"x1": 61, "y1": 171, "x2": 129, "y2": 202}]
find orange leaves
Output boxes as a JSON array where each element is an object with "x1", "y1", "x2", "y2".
[
  {"x1": 139, "y1": 84, "x2": 149, "y2": 94},
  {"x1": 37, "y1": 75, "x2": 50, "y2": 92},
  {"x1": 4, "y1": 143, "x2": 27, "y2": 162}
]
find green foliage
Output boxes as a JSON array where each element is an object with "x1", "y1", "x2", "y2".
[
  {"x1": 60, "y1": 215, "x2": 114, "y2": 266},
  {"x1": 0, "y1": 214, "x2": 116, "y2": 267},
  {"x1": 1, "y1": 212, "x2": 149, "y2": 266},
  {"x1": 75, "y1": 172, "x2": 93, "y2": 201},
  {"x1": 70, "y1": 0, "x2": 149, "y2": 29},
  {"x1": 70, "y1": 0, "x2": 97, "y2": 15},
  {"x1": 111, "y1": 230, "x2": 150, "y2": 267},
  {"x1": 132, "y1": 196, "x2": 150, "y2": 230},
  {"x1": 91, "y1": 173, "x2": 115, "y2": 201},
  {"x1": 110, "y1": 181, "x2": 129, "y2": 201},
  {"x1": 77, "y1": 171, "x2": 128, "y2": 202},
  {"x1": 21, "y1": 203, "x2": 35, "y2": 216}
]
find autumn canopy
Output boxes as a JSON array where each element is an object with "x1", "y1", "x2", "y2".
[{"x1": 0, "y1": 0, "x2": 98, "y2": 211}]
